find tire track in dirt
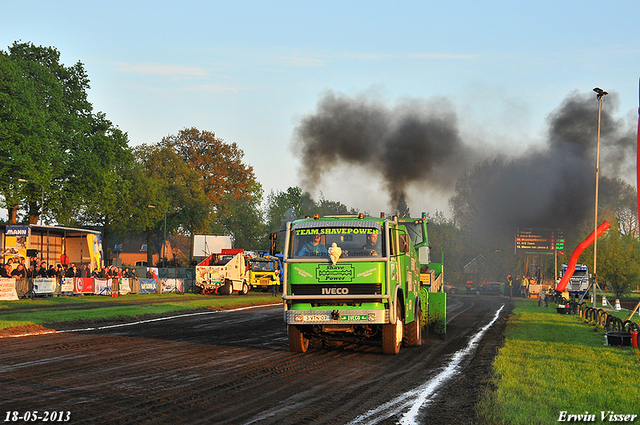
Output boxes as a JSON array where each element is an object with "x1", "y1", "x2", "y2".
[{"x1": 0, "y1": 297, "x2": 511, "y2": 424}]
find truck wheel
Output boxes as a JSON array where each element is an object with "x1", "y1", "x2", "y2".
[
  {"x1": 240, "y1": 282, "x2": 249, "y2": 295},
  {"x1": 404, "y1": 303, "x2": 422, "y2": 347},
  {"x1": 288, "y1": 325, "x2": 309, "y2": 353},
  {"x1": 382, "y1": 303, "x2": 403, "y2": 355},
  {"x1": 222, "y1": 280, "x2": 233, "y2": 296}
]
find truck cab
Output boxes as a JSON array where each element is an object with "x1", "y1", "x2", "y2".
[{"x1": 282, "y1": 213, "x2": 445, "y2": 354}]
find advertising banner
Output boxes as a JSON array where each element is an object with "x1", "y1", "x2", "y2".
[
  {"x1": 118, "y1": 278, "x2": 131, "y2": 295},
  {"x1": 140, "y1": 278, "x2": 157, "y2": 293},
  {"x1": 2, "y1": 225, "x2": 29, "y2": 265},
  {"x1": 94, "y1": 279, "x2": 111, "y2": 295},
  {"x1": 0, "y1": 278, "x2": 18, "y2": 301},
  {"x1": 60, "y1": 278, "x2": 74, "y2": 293},
  {"x1": 74, "y1": 277, "x2": 94, "y2": 294},
  {"x1": 161, "y1": 279, "x2": 183, "y2": 293},
  {"x1": 33, "y1": 278, "x2": 57, "y2": 294}
]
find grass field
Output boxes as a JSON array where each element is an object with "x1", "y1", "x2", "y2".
[
  {"x1": 477, "y1": 299, "x2": 640, "y2": 424},
  {"x1": 0, "y1": 292, "x2": 281, "y2": 330}
]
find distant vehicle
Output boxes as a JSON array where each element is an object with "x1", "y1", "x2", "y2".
[
  {"x1": 195, "y1": 252, "x2": 250, "y2": 295},
  {"x1": 472, "y1": 282, "x2": 504, "y2": 296},
  {"x1": 443, "y1": 284, "x2": 457, "y2": 295},
  {"x1": 559, "y1": 263, "x2": 590, "y2": 298},
  {"x1": 247, "y1": 255, "x2": 282, "y2": 291}
]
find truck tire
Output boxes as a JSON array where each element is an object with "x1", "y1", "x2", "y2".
[
  {"x1": 404, "y1": 303, "x2": 422, "y2": 347},
  {"x1": 221, "y1": 280, "x2": 233, "y2": 296},
  {"x1": 288, "y1": 325, "x2": 309, "y2": 353},
  {"x1": 240, "y1": 282, "x2": 249, "y2": 295},
  {"x1": 382, "y1": 303, "x2": 403, "y2": 355}
]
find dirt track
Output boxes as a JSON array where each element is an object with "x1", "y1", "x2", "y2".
[{"x1": 0, "y1": 296, "x2": 511, "y2": 424}]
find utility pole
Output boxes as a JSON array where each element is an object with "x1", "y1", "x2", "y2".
[{"x1": 593, "y1": 87, "x2": 607, "y2": 307}]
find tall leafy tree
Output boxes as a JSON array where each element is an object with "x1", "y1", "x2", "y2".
[
  {"x1": 597, "y1": 224, "x2": 640, "y2": 298},
  {"x1": 0, "y1": 41, "x2": 132, "y2": 226},
  {"x1": 134, "y1": 143, "x2": 211, "y2": 264},
  {"x1": 264, "y1": 187, "x2": 304, "y2": 230},
  {"x1": 217, "y1": 182, "x2": 266, "y2": 249},
  {"x1": 165, "y1": 128, "x2": 258, "y2": 219}
]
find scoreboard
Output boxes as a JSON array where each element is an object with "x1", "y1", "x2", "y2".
[{"x1": 515, "y1": 229, "x2": 564, "y2": 254}]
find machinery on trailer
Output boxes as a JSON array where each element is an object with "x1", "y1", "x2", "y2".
[
  {"x1": 282, "y1": 212, "x2": 446, "y2": 355},
  {"x1": 195, "y1": 251, "x2": 250, "y2": 295}
]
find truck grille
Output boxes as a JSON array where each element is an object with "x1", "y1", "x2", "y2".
[{"x1": 290, "y1": 283, "x2": 383, "y2": 296}]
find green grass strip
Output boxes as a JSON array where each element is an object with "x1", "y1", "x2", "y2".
[
  {"x1": 0, "y1": 293, "x2": 281, "y2": 330},
  {"x1": 478, "y1": 299, "x2": 640, "y2": 424}
]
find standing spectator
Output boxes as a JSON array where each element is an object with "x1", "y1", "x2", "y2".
[
  {"x1": 99, "y1": 267, "x2": 108, "y2": 279},
  {"x1": 47, "y1": 265, "x2": 56, "y2": 277},
  {"x1": 521, "y1": 275, "x2": 528, "y2": 298},
  {"x1": 11, "y1": 264, "x2": 26, "y2": 280},
  {"x1": 80, "y1": 265, "x2": 89, "y2": 278},
  {"x1": 38, "y1": 262, "x2": 49, "y2": 277},
  {"x1": 55, "y1": 264, "x2": 64, "y2": 279},
  {"x1": 65, "y1": 263, "x2": 78, "y2": 277},
  {"x1": 26, "y1": 264, "x2": 36, "y2": 279},
  {"x1": 1, "y1": 263, "x2": 11, "y2": 277},
  {"x1": 507, "y1": 274, "x2": 513, "y2": 298},
  {"x1": 33, "y1": 262, "x2": 45, "y2": 277}
]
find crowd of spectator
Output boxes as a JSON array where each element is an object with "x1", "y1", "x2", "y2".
[{"x1": 0, "y1": 258, "x2": 138, "y2": 281}]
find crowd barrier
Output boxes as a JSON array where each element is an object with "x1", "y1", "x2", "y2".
[{"x1": 0, "y1": 276, "x2": 195, "y2": 301}]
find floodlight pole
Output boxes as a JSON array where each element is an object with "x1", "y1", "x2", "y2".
[{"x1": 592, "y1": 87, "x2": 607, "y2": 307}]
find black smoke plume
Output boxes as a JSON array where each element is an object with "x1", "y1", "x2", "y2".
[
  {"x1": 293, "y1": 89, "x2": 634, "y2": 241},
  {"x1": 449, "y1": 90, "x2": 633, "y2": 243},
  {"x1": 292, "y1": 91, "x2": 480, "y2": 213}
]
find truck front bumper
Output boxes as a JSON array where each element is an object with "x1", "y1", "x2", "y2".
[{"x1": 286, "y1": 309, "x2": 389, "y2": 325}]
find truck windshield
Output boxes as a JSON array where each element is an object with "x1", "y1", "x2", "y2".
[
  {"x1": 290, "y1": 223, "x2": 384, "y2": 259},
  {"x1": 251, "y1": 261, "x2": 276, "y2": 272},
  {"x1": 401, "y1": 220, "x2": 424, "y2": 247}
]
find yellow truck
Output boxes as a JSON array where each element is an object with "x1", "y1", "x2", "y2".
[{"x1": 248, "y1": 256, "x2": 282, "y2": 291}]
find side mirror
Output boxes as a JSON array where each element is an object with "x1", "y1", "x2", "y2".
[
  {"x1": 418, "y1": 246, "x2": 430, "y2": 264},
  {"x1": 399, "y1": 234, "x2": 410, "y2": 253}
]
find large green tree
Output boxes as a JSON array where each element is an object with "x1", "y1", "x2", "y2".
[
  {"x1": 216, "y1": 182, "x2": 266, "y2": 249},
  {"x1": 165, "y1": 128, "x2": 259, "y2": 218},
  {"x1": 264, "y1": 186, "x2": 305, "y2": 234},
  {"x1": 0, "y1": 41, "x2": 133, "y2": 227},
  {"x1": 134, "y1": 143, "x2": 211, "y2": 265},
  {"x1": 161, "y1": 128, "x2": 264, "y2": 249},
  {"x1": 596, "y1": 224, "x2": 640, "y2": 298}
]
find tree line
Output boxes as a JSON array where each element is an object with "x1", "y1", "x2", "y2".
[
  {"x1": 2, "y1": 41, "x2": 638, "y2": 296},
  {"x1": 0, "y1": 42, "x2": 358, "y2": 260}
]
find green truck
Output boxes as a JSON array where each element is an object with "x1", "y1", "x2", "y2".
[{"x1": 283, "y1": 212, "x2": 446, "y2": 355}]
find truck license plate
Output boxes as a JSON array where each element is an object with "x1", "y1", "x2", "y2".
[{"x1": 303, "y1": 314, "x2": 329, "y2": 322}]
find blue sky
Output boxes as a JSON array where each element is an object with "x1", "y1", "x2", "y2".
[{"x1": 3, "y1": 1, "x2": 639, "y2": 217}]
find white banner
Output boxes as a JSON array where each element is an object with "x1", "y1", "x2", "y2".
[
  {"x1": 161, "y1": 278, "x2": 183, "y2": 293},
  {"x1": 0, "y1": 278, "x2": 18, "y2": 301},
  {"x1": 94, "y1": 279, "x2": 111, "y2": 295},
  {"x1": 61, "y1": 278, "x2": 74, "y2": 293},
  {"x1": 119, "y1": 278, "x2": 131, "y2": 295},
  {"x1": 33, "y1": 278, "x2": 57, "y2": 294}
]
